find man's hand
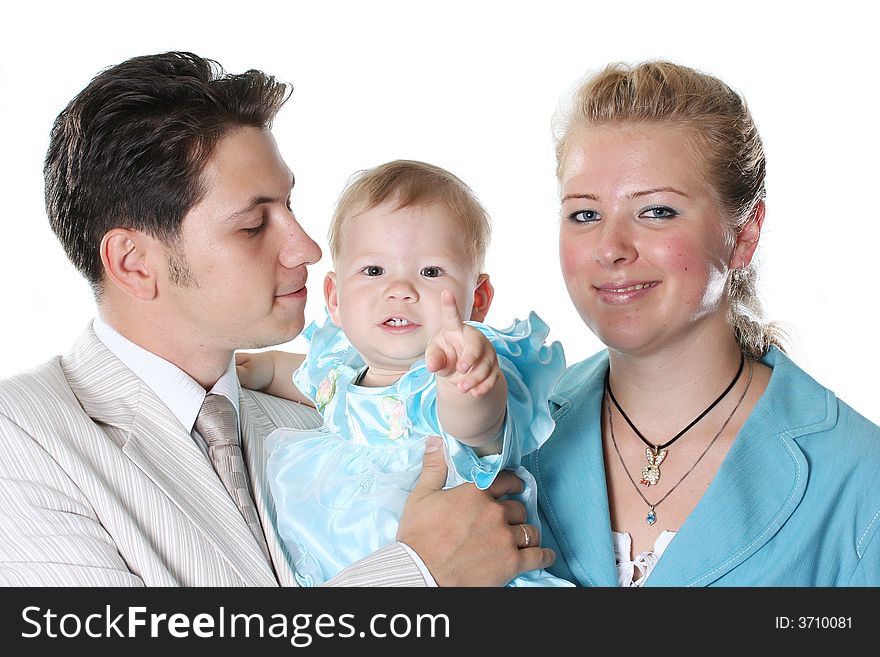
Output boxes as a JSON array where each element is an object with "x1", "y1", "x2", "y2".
[
  {"x1": 425, "y1": 290, "x2": 502, "y2": 397},
  {"x1": 396, "y1": 435, "x2": 555, "y2": 586},
  {"x1": 235, "y1": 351, "x2": 275, "y2": 392}
]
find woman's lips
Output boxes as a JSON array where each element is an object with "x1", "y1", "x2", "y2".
[{"x1": 594, "y1": 281, "x2": 659, "y2": 304}]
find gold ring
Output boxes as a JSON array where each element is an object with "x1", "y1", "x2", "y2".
[{"x1": 519, "y1": 524, "x2": 531, "y2": 548}]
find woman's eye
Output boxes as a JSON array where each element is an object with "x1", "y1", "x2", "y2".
[
  {"x1": 640, "y1": 206, "x2": 678, "y2": 220},
  {"x1": 362, "y1": 266, "x2": 384, "y2": 276},
  {"x1": 421, "y1": 266, "x2": 442, "y2": 278},
  {"x1": 568, "y1": 209, "x2": 600, "y2": 223}
]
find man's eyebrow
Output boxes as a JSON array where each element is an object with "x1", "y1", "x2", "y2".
[{"x1": 224, "y1": 174, "x2": 295, "y2": 222}]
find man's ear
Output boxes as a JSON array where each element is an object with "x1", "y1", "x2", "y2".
[
  {"x1": 469, "y1": 273, "x2": 494, "y2": 322},
  {"x1": 730, "y1": 200, "x2": 765, "y2": 269},
  {"x1": 324, "y1": 272, "x2": 341, "y2": 325},
  {"x1": 99, "y1": 228, "x2": 159, "y2": 301}
]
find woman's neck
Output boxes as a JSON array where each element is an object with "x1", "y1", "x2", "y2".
[{"x1": 606, "y1": 334, "x2": 744, "y2": 438}]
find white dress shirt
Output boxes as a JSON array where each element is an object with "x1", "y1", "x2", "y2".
[{"x1": 93, "y1": 316, "x2": 238, "y2": 451}]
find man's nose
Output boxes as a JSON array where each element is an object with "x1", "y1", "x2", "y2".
[{"x1": 279, "y1": 213, "x2": 322, "y2": 268}]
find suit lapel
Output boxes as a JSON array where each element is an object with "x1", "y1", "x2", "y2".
[
  {"x1": 239, "y1": 392, "x2": 298, "y2": 587},
  {"x1": 644, "y1": 408, "x2": 808, "y2": 586},
  {"x1": 65, "y1": 326, "x2": 277, "y2": 586},
  {"x1": 646, "y1": 348, "x2": 827, "y2": 586},
  {"x1": 123, "y1": 398, "x2": 278, "y2": 586}
]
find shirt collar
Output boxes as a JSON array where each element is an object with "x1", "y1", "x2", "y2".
[{"x1": 92, "y1": 316, "x2": 240, "y2": 432}]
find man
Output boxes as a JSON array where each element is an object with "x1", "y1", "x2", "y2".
[{"x1": 0, "y1": 52, "x2": 553, "y2": 586}]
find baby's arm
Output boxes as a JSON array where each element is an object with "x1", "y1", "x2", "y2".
[
  {"x1": 235, "y1": 351, "x2": 314, "y2": 406},
  {"x1": 425, "y1": 291, "x2": 507, "y2": 456}
]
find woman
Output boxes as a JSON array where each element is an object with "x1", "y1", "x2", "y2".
[{"x1": 525, "y1": 61, "x2": 880, "y2": 586}]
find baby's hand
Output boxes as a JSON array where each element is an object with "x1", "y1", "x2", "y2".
[
  {"x1": 425, "y1": 290, "x2": 501, "y2": 397},
  {"x1": 235, "y1": 351, "x2": 275, "y2": 392}
]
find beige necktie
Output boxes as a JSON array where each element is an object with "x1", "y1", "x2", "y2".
[{"x1": 195, "y1": 393, "x2": 271, "y2": 562}]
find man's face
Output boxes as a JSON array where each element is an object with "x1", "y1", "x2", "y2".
[{"x1": 157, "y1": 127, "x2": 321, "y2": 355}]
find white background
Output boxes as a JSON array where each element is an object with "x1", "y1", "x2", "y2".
[{"x1": 1, "y1": 0, "x2": 877, "y2": 425}]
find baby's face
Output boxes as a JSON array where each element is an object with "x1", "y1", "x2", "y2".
[{"x1": 326, "y1": 201, "x2": 482, "y2": 376}]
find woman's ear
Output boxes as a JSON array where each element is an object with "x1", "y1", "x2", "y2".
[
  {"x1": 100, "y1": 228, "x2": 159, "y2": 301},
  {"x1": 469, "y1": 274, "x2": 494, "y2": 322},
  {"x1": 324, "y1": 272, "x2": 341, "y2": 326},
  {"x1": 730, "y1": 200, "x2": 765, "y2": 269}
]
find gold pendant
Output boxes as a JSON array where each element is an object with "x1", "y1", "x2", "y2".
[{"x1": 640, "y1": 447, "x2": 667, "y2": 486}]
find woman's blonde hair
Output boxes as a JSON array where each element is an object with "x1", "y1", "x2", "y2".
[
  {"x1": 554, "y1": 60, "x2": 785, "y2": 358},
  {"x1": 328, "y1": 159, "x2": 491, "y2": 272}
]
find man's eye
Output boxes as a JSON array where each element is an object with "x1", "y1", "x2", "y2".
[
  {"x1": 362, "y1": 266, "x2": 384, "y2": 276},
  {"x1": 242, "y1": 223, "x2": 265, "y2": 235},
  {"x1": 421, "y1": 266, "x2": 442, "y2": 278}
]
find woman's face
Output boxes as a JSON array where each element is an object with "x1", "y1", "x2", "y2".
[{"x1": 558, "y1": 123, "x2": 737, "y2": 357}]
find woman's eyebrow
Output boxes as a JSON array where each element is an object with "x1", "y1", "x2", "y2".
[
  {"x1": 561, "y1": 192, "x2": 599, "y2": 202},
  {"x1": 629, "y1": 187, "x2": 689, "y2": 199}
]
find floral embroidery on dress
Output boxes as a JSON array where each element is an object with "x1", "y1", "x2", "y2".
[
  {"x1": 381, "y1": 396, "x2": 408, "y2": 441},
  {"x1": 315, "y1": 369, "x2": 338, "y2": 412}
]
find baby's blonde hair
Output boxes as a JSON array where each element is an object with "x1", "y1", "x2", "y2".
[
  {"x1": 328, "y1": 160, "x2": 491, "y2": 271},
  {"x1": 554, "y1": 60, "x2": 785, "y2": 359}
]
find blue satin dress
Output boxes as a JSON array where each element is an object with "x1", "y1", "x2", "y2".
[{"x1": 265, "y1": 312, "x2": 573, "y2": 586}]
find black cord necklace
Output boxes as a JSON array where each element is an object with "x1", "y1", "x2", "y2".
[{"x1": 604, "y1": 352, "x2": 745, "y2": 487}]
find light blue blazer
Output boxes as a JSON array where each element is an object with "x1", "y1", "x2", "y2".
[{"x1": 524, "y1": 347, "x2": 880, "y2": 586}]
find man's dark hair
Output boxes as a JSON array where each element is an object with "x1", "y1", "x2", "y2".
[{"x1": 44, "y1": 51, "x2": 291, "y2": 293}]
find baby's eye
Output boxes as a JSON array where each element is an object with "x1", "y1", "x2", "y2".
[
  {"x1": 568, "y1": 209, "x2": 600, "y2": 224},
  {"x1": 362, "y1": 265, "x2": 384, "y2": 276},
  {"x1": 420, "y1": 266, "x2": 443, "y2": 278},
  {"x1": 639, "y1": 205, "x2": 678, "y2": 220}
]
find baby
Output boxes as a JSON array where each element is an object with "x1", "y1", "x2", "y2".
[{"x1": 237, "y1": 160, "x2": 570, "y2": 586}]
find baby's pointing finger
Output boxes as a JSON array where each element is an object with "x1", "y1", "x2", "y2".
[{"x1": 439, "y1": 289, "x2": 463, "y2": 332}]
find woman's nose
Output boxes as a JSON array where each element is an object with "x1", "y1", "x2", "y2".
[{"x1": 593, "y1": 218, "x2": 637, "y2": 267}]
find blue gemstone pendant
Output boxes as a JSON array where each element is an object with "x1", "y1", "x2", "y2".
[{"x1": 646, "y1": 507, "x2": 657, "y2": 525}]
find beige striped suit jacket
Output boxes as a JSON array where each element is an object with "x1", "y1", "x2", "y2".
[{"x1": 0, "y1": 325, "x2": 426, "y2": 586}]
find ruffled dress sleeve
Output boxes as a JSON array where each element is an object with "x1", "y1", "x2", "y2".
[
  {"x1": 292, "y1": 315, "x2": 364, "y2": 416},
  {"x1": 402, "y1": 311, "x2": 566, "y2": 489}
]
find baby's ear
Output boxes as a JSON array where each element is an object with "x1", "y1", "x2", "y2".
[
  {"x1": 324, "y1": 272, "x2": 341, "y2": 326},
  {"x1": 469, "y1": 274, "x2": 494, "y2": 322}
]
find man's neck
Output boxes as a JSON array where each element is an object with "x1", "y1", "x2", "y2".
[{"x1": 98, "y1": 307, "x2": 231, "y2": 389}]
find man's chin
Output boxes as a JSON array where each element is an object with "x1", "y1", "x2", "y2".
[{"x1": 237, "y1": 323, "x2": 304, "y2": 350}]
